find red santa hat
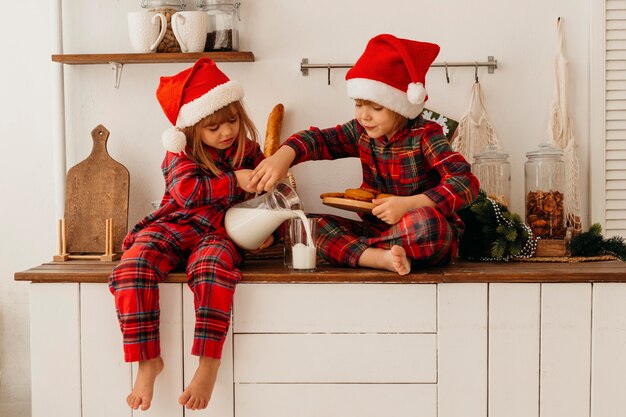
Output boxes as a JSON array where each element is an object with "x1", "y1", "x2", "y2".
[
  {"x1": 156, "y1": 58, "x2": 244, "y2": 153},
  {"x1": 345, "y1": 34, "x2": 440, "y2": 119}
]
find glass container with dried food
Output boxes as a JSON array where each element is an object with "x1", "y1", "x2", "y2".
[
  {"x1": 198, "y1": 0, "x2": 240, "y2": 51},
  {"x1": 472, "y1": 144, "x2": 510, "y2": 207},
  {"x1": 524, "y1": 143, "x2": 565, "y2": 240},
  {"x1": 141, "y1": 0, "x2": 187, "y2": 52}
]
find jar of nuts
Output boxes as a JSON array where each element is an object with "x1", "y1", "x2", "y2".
[
  {"x1": 524, "y1": 143, "x2": 565, "y2": 239},
  {"x1": 141, "y1": 0, "x2": 187, "y2": 52},
  {"x1": 198, "y1": 0, "x2": 241, "y2": 51},
  {"x1": 472, "y1": 144, "x2": 511, "y2": 207}
]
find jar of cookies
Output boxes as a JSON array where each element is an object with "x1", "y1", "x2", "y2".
[
  {"x1": 198, "y1": 0, "x2": 240, "y2": 51},
  {"x1": 524, "y1": 143, "x2": 565, "y2": 239},
  {"x1": 472, "y1": 144, "x2": 510, "y2": 207},
  {"x1": 141, "y1": 0, "x2": 187, "y2": 52}
]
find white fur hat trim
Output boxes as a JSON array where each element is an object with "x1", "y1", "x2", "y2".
[
  {"x1": 346, "y1": 78, "x2": 424, "y2": 119},
  {"x1": 162, "y1": 127, "x2": 187, "y2": 153},
  {"x1": 176, "y1": 80, "x2": 244, "y2": 128}
]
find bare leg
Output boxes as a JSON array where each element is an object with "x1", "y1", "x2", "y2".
[
  {"x1": 127, "y1": 357, "x2": 164, "y2": 411},
  {"x1": 178, "y1": 356, "x2": 220, "y2": 410},
  {"x1": 358, "y1": 245, "x2": 411, "y2": 276}
]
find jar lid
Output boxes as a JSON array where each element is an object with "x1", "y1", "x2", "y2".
[
  {"x1": 525, "y1": 142, "x2": 563, "y2": 158},
  {"x1": 198, "y1": 0, "x2": 239, "y2": 6},
  {"x1": 142, "y1": 0, "x2": 186, "y2": 9},
  {"x1": 473, "y1": 144, "x2": 509, "y2": 162}
]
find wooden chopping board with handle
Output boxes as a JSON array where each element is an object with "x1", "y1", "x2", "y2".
[{"x1": 65, "y1": 125, "x2": 130, "y2": 254}]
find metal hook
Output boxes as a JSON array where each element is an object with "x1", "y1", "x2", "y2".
[
  {"x1": 474, "y1": 62, "x2": 479, "y2": 83},
  {"x1": 327, "y1": 64, "x2": 331, "y2": 85},
  {"x1": 110, "y1": 62, "x2": 123, "y2": 89},
  {"x1": 445, "y1": 63, "x2": 450, "y2": 84}
]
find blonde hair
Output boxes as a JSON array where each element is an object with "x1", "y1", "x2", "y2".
[
  {"x1": 355, "y1": 99, "x2": 408, "y2": 132},
  {"x1": 183, "y1": 101, "x2": 258, "y2": 176}
]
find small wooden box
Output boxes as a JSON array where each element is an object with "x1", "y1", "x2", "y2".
[{"x1": 535, "y1": 239, "x2": 567, "y2": 257}]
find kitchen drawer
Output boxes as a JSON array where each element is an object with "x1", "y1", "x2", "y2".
[
  {"x1": 233, "y1": 283, "x2": 436, "y2": 333},
  {"x1": 235, "y1": 383, "x2": 437, "y2": 417},
  {"x1": 234, "y1": 333, "x2": 437, "y2": 383}
]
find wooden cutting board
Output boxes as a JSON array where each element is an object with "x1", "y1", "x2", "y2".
[{"x1": 64, "y1": 125, "x2": 130, "y2": 253}]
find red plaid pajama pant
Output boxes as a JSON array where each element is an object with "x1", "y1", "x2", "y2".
[
  {"x1": 315, "y1": 206, "x2": 459, "y2": 268},
  {"x1": 108, "y1": 221, "x2": 242, "y2": 362}
]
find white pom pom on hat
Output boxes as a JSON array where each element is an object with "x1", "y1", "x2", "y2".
[
  {"x1": 162, "y1": 127, "x2": 187, "y2": 153},
  {"x1": 346, "y1": 34, "x2": 439, "y2": 119},
  {"x1": 156, "y1": 58, "x2": 244, "y2": 153},
  {"x1": 407, "y1": 82, "x2": 427, "y2": 105}
]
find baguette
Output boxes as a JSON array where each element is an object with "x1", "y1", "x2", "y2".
[{"x1": 263, "y1": 103, "x2": 285, "y2": 157}]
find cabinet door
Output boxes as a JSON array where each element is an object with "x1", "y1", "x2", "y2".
[
  {"x1": 438, "y1": 283, "x2": 488, "y2": 417},
  {"x1": 31, "y1": 284, "x2": 82, "y2": 417},
  {"x1": 81, "y1": 283, "x2": 131, "y2": 417},
  {"x1": 539, "y1": 283, "x2": 591, "y2": 417},
  {"x1": 183, "y1": 289, "x2": 234, "y2": 417},
  {"x1": 592, "y1": 283, "x2": 626, "y2": 416},
  {"x1": 488, "y1": 283, "x2": 540, "y2": 417},
  {"x1": 132, "y1": 284, "x2": 184, "y2": 417}
]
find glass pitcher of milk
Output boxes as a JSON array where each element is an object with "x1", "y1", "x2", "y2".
[{"x1": 224, "y1": 181, "x2": 302, "y2": 250}]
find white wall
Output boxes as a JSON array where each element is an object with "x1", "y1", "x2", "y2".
[{"x1": 1, "y1": 1, "x2": 591, "y2": 416}]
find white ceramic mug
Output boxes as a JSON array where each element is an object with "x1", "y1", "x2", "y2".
[
  {"x1": 128, "y1": 11, "x2": 167, "y2": 53},
  {"x1": 172, "y1": 11, "x2": 209, "y2": 53}
]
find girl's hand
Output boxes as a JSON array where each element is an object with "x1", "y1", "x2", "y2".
[
  {"x1": 371, "y1": 196, "x2": 411, "y2": 225},
  {"x1": 247, "y1": 234, "x2": 275, "y2": 253},
  {"x1": 234, "y1": 169, "x2": 256, "y2": 193},
  {"x1": 258, "y1": 234, "x2": 275, "y2": 250},
  {"x1": 249, "y1": 146, "x2": 296, "y2": 193}
]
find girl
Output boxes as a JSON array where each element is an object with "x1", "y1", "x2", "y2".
[
  {"x1": 249, "y1": 34, "x2": 480, "y2": 275},
  {"x1": 108, "y1": 58, "x2": 266, "y2": 411}
]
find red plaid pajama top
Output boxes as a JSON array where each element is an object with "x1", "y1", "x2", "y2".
[
  {"x1": 284, "y1": 115, "x2": 480, "y2": 266},
  {"x1": 109, "y1": 139, "x2": 264, "y2": 362}
]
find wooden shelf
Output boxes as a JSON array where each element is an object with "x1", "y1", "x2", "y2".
[{"x1": 51, "y1": 51, "x2": 255, "y2": 65}]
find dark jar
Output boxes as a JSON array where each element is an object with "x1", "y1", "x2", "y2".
[{"x1": 198, "y1": 0, "x2": 240, "y2": 51}]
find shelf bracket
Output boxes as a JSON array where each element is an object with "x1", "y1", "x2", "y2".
[{"x1": 110, "y1": 62, "x2": 124, "y2": 89}]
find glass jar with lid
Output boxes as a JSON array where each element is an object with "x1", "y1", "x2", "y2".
[
  {"x1": 524, "y1": 143, "x2": 565, "y2": 239},
  {"x1": 141, "y1": 0, "x2": 187, "y2": 52},
  {"x1": 198, "y1": 0, "x2": 241, "y2": 51},
  {"x1": 472, "y1": 144, "x2": 511, "y2": 207}
]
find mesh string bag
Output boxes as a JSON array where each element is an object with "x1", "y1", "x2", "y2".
[
  {"x1": 453, "y1": 81, "x2": 501, "y2": 165},
  {"x1": 547, "y1": 18, "x2": 582, "y2": 234}
]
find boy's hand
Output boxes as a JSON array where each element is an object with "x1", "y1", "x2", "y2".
[
  {"x1": 372, "y1": 194, "x2": 437, "y2": 224},
  {"x1": 372, "y1": 196, "x2": 411, "y2": 225},
  {"x1": 234, "y1": 169, "x2": 256, "y2": 193},
  {"x1": 249, "y1": 146, "x2": 296, "y2": 193}
]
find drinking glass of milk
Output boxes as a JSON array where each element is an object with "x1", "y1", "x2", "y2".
[{"x1": 284, "y1": 217, "x2": 318, "y2": 271}]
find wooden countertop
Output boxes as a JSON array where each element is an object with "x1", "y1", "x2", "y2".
[{"x1": 14, "y1": 259, "x2": 626, "y2": 284}]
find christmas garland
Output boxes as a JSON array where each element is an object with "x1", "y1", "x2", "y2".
[
  {"x1": 569, "y1": 223, "x2": 626, "y2": 260},
  {"x1": 457, "y1": 191, "x2": 537, "y2": 261}
]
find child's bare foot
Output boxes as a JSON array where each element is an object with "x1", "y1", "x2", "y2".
[
  {"x1": 357, "y1": 245, "x2": 411, "y2": 275},
  {"x1": 178, "y1": 357, "x2": 220, "y2": 410},
  {"x1": 127, "y1": 357, "x2": 164, "y2": 411},
  {"x1": 388, "y1": 245, "x2": 411, "y2": 275}
]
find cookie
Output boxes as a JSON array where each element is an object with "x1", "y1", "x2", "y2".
[
  {"x1": 320, "y1": 192, "x2": 345, "y2": 199},
  {"x1": 375, "y1": 193, "x2": 394, "y2": 199},
  {"x1": 344, "y1": 188, "x2": 375, "y2": 202}
]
